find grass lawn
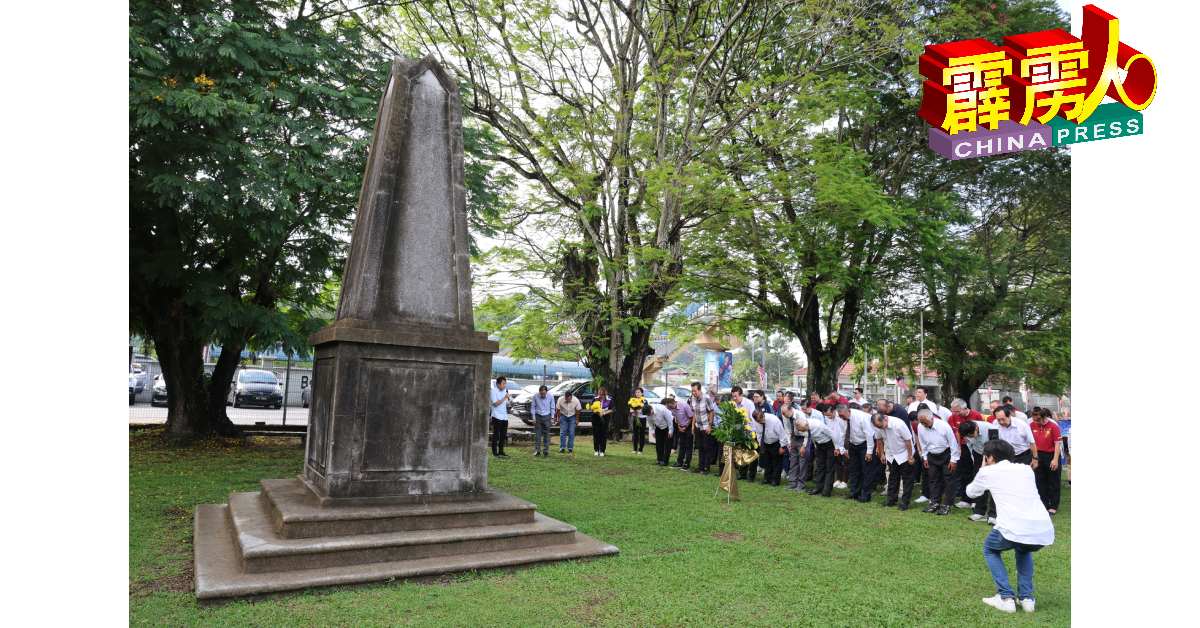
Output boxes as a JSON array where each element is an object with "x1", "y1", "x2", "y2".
[{"x1": 130, "y1": 428, "x2": 1070, "y2": 626}]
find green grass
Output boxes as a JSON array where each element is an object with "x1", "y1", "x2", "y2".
[{"x1": 130, "y1": 429, "x2": 1070, "y2": 626}]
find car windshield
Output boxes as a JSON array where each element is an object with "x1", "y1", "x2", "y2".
[
  {"x1": 240, "y1": 371, "x2": 278, "y2": 384},
  {"x1": 549, "y1": 381, "x2": 579, "y2": 395}
]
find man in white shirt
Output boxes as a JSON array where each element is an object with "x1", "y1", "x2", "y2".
[
  {"x1": 995, "y1": 408, "x2": 1038, "y2": 465},
  {"x1": 957, "y1": 419, "x2": 995, "y2": 521},
  {"x1": 490, "y1": 377, "x2": 510, "y2": 458},
  {"x1": 851, "y1": 387, "x2": 868, "y2": 408},
  {"x1": 794, "y1": 417, "x2": 836, "y2": 497},
  {"x1": 907, "y1": 387, "x2": 952, "y2": 420},
  {"x1": 967, "y1": 439, "x2": 1054, "y2": 614},
  {"x1": 1002, "y1": 396, "x2": 1029, "y2": 422},
  {"x1": 916, "y1": 408, "x2": 961, "y2": 516},
  {"x1": 648, "y1": 400, "x2": 676, "y2": 466},
  {"x1": 781, "y1": 402, "x2": 811, "y2": 492},
  {"x1": 871, "y1": 412, "x2": 915, "y2": 510},
  {"x1": 840, "y1": 404, "x2": 877, "y2": 502},
  {"x1": 752, "y1": 410, "x2": 789, "y2": 486},
  {"x1": 827, "y1": 405, "x2": 849, "y2": 489}
]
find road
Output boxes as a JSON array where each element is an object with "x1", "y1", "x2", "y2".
[{"x1": 129, "y1": 402, "x2": 310, "y2": 426}]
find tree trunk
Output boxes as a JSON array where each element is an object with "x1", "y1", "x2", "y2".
[
  {"x1": 804, "y1": 351, "x2": 841, "y2": 397},
  {"x1": 941, "y1": 371, "x2": 990, "y2": 409},
  {"x1": 205, "y1": 333, "x2": 244, "y2": 435},
  {"x1": 153, "y1": 316, "x2": 217, "y2": 441}
]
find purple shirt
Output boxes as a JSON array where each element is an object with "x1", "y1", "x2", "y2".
[{"x1": 671, "y1": 403, "x2": 694, "y2": 429}]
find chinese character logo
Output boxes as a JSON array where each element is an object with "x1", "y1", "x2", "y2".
[{"x1": 919, "y1": 4, "x2": 1157, "y2": 159}]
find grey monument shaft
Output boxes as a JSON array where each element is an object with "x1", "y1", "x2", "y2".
[
  {"x1": 193, "y1": 57, "x2": 615, "y2": 600},
  {"x1": 303, "y1": 56, "x2": 495, "y2": 503}
]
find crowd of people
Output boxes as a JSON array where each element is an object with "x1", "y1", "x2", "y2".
[
  {"x1": 492, "y1": 378, "x2": 1067, "y2": 519},
  {"x1": 490, "y1": 376, "x2": 1065, "y2": 613}
]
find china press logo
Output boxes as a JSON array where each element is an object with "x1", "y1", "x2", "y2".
[{"x1": 919, "y1": 4, "x2": 1157, "y2": 160}]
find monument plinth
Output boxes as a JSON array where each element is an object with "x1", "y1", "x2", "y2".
[{"x1": 193, "y1": 57, "x2": 616, "y2": 600}]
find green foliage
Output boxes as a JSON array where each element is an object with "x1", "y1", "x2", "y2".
[
  {"x1": 129, "y1": 0, "x2": 390, "y2": 354},
  {"x1": 711, "y1": 401, "x2": 758, "y2": 450}
]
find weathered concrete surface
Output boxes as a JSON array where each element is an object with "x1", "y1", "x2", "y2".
[
  {"x1": 262, "y1": 478, "x2": 536, "y2": 539},
  {"x1": 303, "y1": 55, "x2": 497, "y2": 502},
  {"x1": 302, "y1": 340, "x2": 493, "y2": 501},
  {"x1": 195, "y1": 500, "x2": 618, "y2": 600}
]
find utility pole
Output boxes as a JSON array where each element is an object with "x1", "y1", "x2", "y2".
[
  {"x1": 919, "y1": 309, "x2": 925, "y2": 389},
  {"x1": 281, "y1": 351, "x2": 292, "y2": 426}
]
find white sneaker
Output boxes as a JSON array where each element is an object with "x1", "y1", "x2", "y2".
[
  {"x1": 982, "y1": 595, "x2": 1016, "y2": 613},
  {"x1": 600, "y1": 452, "x2": 605, "y2": 457},
  {"x1": 915, "y1": 495, "x2": 929, "y2": 503},
  {"x1": 988, "y1": 517, "x2": 997, "y2": 524},
  {"x1": 969, "y1": 513, "x2": 986, "y2": 522},
  {"x1": 1020, "y1": 598, "x2": 1035, "y2": 613},
  {"x1": 594, "y1": 451, "x2": 600, "y2": 456},
  {"x1": 835, "y1": 481, "x2": 847, "y2": 489},
  {"x1": 955, "y1": 501, "x2": 971, "y2": 509}
]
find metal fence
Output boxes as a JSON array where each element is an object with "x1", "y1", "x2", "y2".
[{"x1": 128, "y1": 353, "x2": 314, "y2": 427}]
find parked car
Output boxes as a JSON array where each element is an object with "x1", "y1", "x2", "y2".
[
  {"x1": 150, "y1": 374, "x2": 169, "y2": 407},
  {"x1": 229, "y1": 369, "x2": 284, "y2": 409},
  {"x1": 128, "y1": 373, "x2": 140, "y2": 405},
  {"x1": 511, "y1": 380, "x2": 661, "y2": 434},
  {"x1": 650, "y1": 385, "x2": 691, "y2": 400}
]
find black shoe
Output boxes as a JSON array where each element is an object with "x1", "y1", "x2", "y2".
[
  {"x1": 898, "y1": 503, "x2": 910, "y2": 511},
  {"x1": 671, "y1": 462, "x2": 682, "y2": 468},
  {"x1": 559, "y1": 448, "x2": 565, "y2": 453},
  {"x1": 936, "y1": 505, "x2": 951, "y2": 516},
  {"x1": 923, "y1": 503, "x2": 939, "y2": 513},
  {"x1": 882, "y1": 500, "x2": 897, "y2": 508},
  {"x1": 806, "y1": 488, "x2": 820, "y2": 495},
  {"x1": 858, "y1": 496, "x2": 873, "y2": 503}
]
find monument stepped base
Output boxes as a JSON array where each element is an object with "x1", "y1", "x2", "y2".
[{"x1": 194, "y1": 478, "x2": 617, "y2": 600}]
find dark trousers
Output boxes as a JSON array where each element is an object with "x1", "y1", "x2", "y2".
[
  {"x1": 654, "y1": 427, "x2": 672, "y2": 464},
  {"x1": 811, "y1": 440, "x2": 835, "y2": 496},
  {"x1": 925, "y1": 450, "x2": 957, "y2": 506},
  {"x1": 533, "y1": 414, "x2": 552, "y2": 454},
  {"x1": 490, "y1": 418, "x2": 508, "y2": 455},
  {"x1": 1035, "y1": 451, "x2": 1061, "y2": 510},
  {"x1": 1014, "y1": 449, "x2": 1033, "y2": 465},
  {"x1": 860, "y1": 453, "x2": 883, "y2": 501},
  {"x1": 759, "y1": 442, "x2": 784, "y2": 485},
  {"x1": 696, "y1": 430, "x2": 716, "y2": 471},
  {"x1": 847, "y1": 442, "x2": 868, "y2": 498},
  {"x1": 913, "y1": 450, "x2": 929, "y2": 497},
  {"x1": 674, "y1": 429, "x2": 694, "y2": 467},
  {"x1": 631, "y1": 418, "x2": 647, "y2": 452},
  {"x1": 835, "y1": 452, "x2": 849, "y2": 483},
  {"x1": 592, "y1": 416, "x2": 608, "y2": 453},
  {"x1": 956, "y1": 449, "x2": 980, "y2": 501},
  {"x1": 887, "y1": 459, "x2": 914, "y2": 506}
]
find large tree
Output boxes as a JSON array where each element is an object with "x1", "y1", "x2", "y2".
[
  {"x1": 884, "y1": 149, "x2": 1071, "y2": 402},
  {"x1": 687, "y1": 0, "x2": 1067, "y2": 396},
  {"x1": 384, "y1": 0, "x2": 893, "y2": 430}
]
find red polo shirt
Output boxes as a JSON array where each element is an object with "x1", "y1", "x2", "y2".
[
  {"x1": 1030, "y1": 419, "x2": 1061, "y2": 452},
  {"x1": 948, "y1": 409, "x2": 983, "y2": 443}
]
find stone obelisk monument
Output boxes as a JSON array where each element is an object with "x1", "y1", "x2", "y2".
[{"x1": 193, "y1": 57, "x2": 616, "y2": 600}]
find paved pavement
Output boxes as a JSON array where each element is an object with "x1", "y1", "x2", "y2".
[{"x1": 129, "y1": 402, "x2": 310, "y2": 426}]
